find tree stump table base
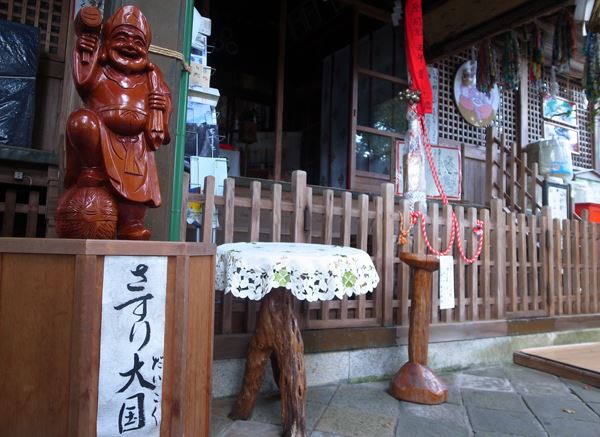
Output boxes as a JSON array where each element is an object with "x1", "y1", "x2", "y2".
[
  {"x1": 390, "y1": 252, "x2": 448, "y2": 405},
  {"x1": 228, "y1": 288, "x2": 307, "y2": 437}
]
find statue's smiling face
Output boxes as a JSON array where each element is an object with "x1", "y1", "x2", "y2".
[{"x1": 107, "y1": 25, "x2": 148, "y2": 73}]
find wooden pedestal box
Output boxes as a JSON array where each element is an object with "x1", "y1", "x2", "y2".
[{"x1": 0, "y1": 239, "x2": 216, "y2": 437}]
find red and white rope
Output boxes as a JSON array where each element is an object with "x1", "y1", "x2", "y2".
[{"x1": 404, "y1": 105, "x2": 484, "y2": 265}]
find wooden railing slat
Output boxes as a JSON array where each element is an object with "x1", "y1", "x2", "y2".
[
  {"x1": 442, "y1": 203, "x2": 454, "y2": 322},
  {"x1": 341, "y1": 192, "x2": 352, "y2": 247},
  {"x1": 507, "y1": 212, "x2": 517, "y2": 313},
  {"x1": 592, "y1": 224, "x2": 599, "y2": 313},
  {"x1": 529, "y1": 215, "x2": 539, "y2": 311},
  {"x1": 555, "y1": 219, "x2": 564, "y2": 316},
  {"x1": 467, "y1": 207, "x2": 478, "y2": 321},
  {"x1": 582, "y1": 219, "x2": 590, "y2": 313},
  {"x1": 26, "y1": 190, "x2": 40, "y2": 237},
  {"x1": 272, "y1": 183, "x2": 282, "y2": 242},
  {"x1": 249, "y1": 181, "x2": 261, "y2": 242},
  {"x1": 573, "y1": 220, "x2": 582, "y2": 314},
  {"x1": 518, "y1": 214, "x2": 527, "y2": 312},
  {"x1": 382, "y1": 184, "x2": 395, "y2": 326},
  {"x1": 430, "y1": 202, "x2": 440, "y2": 323},
  {"x1": 323, "y1": 190, "x2": 334, "y2": 244},
  {"x1": 481, "y1": 208, "x2": 491, "y2": 320},
  {"x1": 201, "y1": 176, "x2": 215, "y2": 243},
  {"x1": 374, "y1": 196, "x2": 383, "y2": 325},
  {"x1": 564, "y1": 220, "x2": 572, "y2": 314},
  {"x1": 357, "y1": 194, "x2": 369, "y2": 320}
]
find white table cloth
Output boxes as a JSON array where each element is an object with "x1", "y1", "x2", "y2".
[{"x1": 215, "y1": 242, "x2": 380, "y2": 302}]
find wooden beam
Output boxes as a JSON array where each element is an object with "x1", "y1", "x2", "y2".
[
  {"x1": 274, "y1": 0, "x2": 286, "y2": 181},
  {"x1": 348, "y1": 9, "x2": 358, "y2": 189},
  {"x1": 335, "y1": 0, "x2": 391, "y2": 23},
  {"x1": 426, "y1": 0, "x2": 567, "y2": 61},
  {"x1": 214, "y1": 313, "x2": 600, "y2": 360},
  {"x1": 357, "y1": 66, "x2": 409, "y2": 85},
  {"x1": 517, "y1": 55, "x2": 529, "y2": 150},
  {"x1": 214, "y1": 327, "x2": 397, "y2": 360},
  {"x1": 422, "y1": 0, "x2": 452, "y2": 14},
  {"x1": 514, "y1": 351, "x2": 600, "y2": 389}
]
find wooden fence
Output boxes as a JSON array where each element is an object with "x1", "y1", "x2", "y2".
[
  {"x1": 190, "y1": 171, "x2": 600, "y2": 335},
  {"x1": 0, "y1": 165, "x2": 59, "y2": 238}
]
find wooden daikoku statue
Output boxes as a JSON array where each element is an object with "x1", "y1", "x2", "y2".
[{"x1": 55, "y1": 5, "x2": 172, "y2": 240}]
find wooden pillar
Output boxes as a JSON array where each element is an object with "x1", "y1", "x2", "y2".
[
  {"x1": 517, "y1": 55, "x2": 529, "y2": 150},
  {"x1": 348, "y1": 9, "x2": 359, "y2": 190},
  {"x1": 390, "y1": 252, "x2": 448, "y2": 405},
  {"x1": 274, "y1": 0, "x2": 287, "y2": 181}
]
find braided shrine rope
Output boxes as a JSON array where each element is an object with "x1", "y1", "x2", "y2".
[{"x1": 401, "y1": 105, "x2": 484, "y2": 265}]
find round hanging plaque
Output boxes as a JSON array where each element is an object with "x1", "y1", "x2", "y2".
[{"x1": 453, "y1": 61, "x2": 500, "y2": 127}]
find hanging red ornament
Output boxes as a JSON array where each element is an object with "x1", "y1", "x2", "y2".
[{"x1": 404, "y1": 0, "x2": 432, "y2": 115}]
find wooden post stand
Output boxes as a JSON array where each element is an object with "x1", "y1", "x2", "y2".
[
  {"x1": 0, "y1": 238, "x2": 215, "y2": 437},
  {"x1": 390, "y1": 252, "x2": 448, "y2": 405},
  {"x1": 229, "y1": 288, "x2": 307, "y2": 437}
]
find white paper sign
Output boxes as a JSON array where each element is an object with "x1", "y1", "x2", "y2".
[
  {"x1": 97, "y1": 256, "x2": 168, "y2": 437},
  {"x1": 439, "y1": 255, "x2": 455, "y2": 310},
  {"x1": 190, "y1": 156, "x2": 228, "y2": 195}
]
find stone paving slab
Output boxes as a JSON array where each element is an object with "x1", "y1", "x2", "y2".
[
  {"x1": 504, "y1": 367, "x2": 571, "y2": 396},
  {"x1": 437, "y1": 373, "x2": 464, "y2": 405},
  {"x1": 395, "y1": 411, "x2": 472, "y2": 437},
  {"x1": 398, "y1": 402, "x2": 471, "y2": 431},
  {"x1": 211, "y1": 415, "x2": 234, "y2": 436},
  {"x1": 307, "y1": 384, "x2": 339, "y2": 405},
  {"x1": 315, "y1": 405, "x2": 396, "y2": 437},
  {"x1": 542, "y1": 418, "x2": 600, "y2": 437},
  {"x1": 473, "y1": 432, "x2": 529, "y2": 437},
  {"x1": 211, "y1": 393, "x2": 328, "y2": 434},
  {"x1": 221, "y1": 420, "x2": 282, "y2": 437},
  {"x1": 462, "y1": 389, "x2": 529, "y2": 412},
  {"x1": 310, "y1": 432, "x2": 346, "y2": 437},
  {"x1": 330, "y1": 382, "x2": 400, "y2": 418},
  {"x1": 589, "y1": 402, "x2": 600, "y2": 416},
  {"x1": 523, "y1": 394, "x2": 600, "y2": 423},
  {"x1": 463, "y1": 366, "x2": 510, "y2": 380},
  {"x1": 466, "y1": 406, "x2": 547, "y2": 437},
  {"x1": 560, "y1": 378, "x2": 600, "y2": 403},
  {"x1": 453, "y1": 373, "x2": 514, "y2": 392}
]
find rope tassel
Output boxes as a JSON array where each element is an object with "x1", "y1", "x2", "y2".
[{"x1": 398, "y1": 106, "x2": 485, "y2": 265}]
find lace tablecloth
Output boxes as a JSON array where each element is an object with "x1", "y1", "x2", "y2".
[{"x1": 215, "y1": 242, "x2": 380, "y2": 302}]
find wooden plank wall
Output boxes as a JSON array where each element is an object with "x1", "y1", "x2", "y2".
[{"x1": 193, "y1": 171, "x2": 600, "y2": 334}]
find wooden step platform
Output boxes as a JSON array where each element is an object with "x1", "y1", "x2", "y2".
[{"x1": 514, "y1": 342, "x2": 600, "y2": 388}]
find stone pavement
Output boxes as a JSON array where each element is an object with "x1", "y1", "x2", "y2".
[{"x1": 211, "y1": 364, "x2": 600, "y2": 436}]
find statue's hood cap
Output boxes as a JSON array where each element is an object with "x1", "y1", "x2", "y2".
[{"x1": 103, "y1": 5, "x2": 151, "y2": 46}]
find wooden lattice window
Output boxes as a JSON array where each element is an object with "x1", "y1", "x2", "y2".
[
  {"x1": 527, "y1": 73, "x2": 593, "y2": 169},
  {"x1": 432, "y1": 49, "x2": 518, "y2": 148},
  {"x1": 0, "y1": 0, "x2": 69, "y2": 61}
]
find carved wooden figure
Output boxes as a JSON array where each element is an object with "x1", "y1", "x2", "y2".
[
  {"x1": 229, "y1": 288, "x2": 307, "y2": 437},
  {"x1": 390, "y1": 252, "x2": 448, "y2": 404},
  {"x1": 56, "y1": 5, "x2": 172, "y2": 240}
]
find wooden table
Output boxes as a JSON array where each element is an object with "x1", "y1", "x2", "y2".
[{"x1": 215, "y1": 242, "x2": 379, "y2": 437}]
